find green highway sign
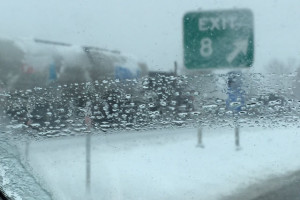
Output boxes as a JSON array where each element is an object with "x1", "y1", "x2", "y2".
[{"x1": 183, "y1": 9, "x2": 254, "y2": 69}]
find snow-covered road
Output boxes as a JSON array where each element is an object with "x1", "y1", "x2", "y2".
[{"x1": 22, "y1": 127, "x2": 300, "y2": 200}]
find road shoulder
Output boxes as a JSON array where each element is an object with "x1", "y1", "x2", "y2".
[{"x1": 221, "y1": 169, "x2": 300, "y2": 200}]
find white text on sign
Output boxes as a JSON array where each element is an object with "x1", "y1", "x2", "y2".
[{"x1": 199, "y1": 17, "x2": 236, "y2": 31}]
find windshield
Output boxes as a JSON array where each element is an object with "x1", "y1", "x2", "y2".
[{"x1": 1, "y1": 1, "x2": 300, "y2": 200}]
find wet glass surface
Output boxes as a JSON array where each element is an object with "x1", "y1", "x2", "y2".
[{"x1": 1, "y1": 1, "x2": 300, "y2": 200}]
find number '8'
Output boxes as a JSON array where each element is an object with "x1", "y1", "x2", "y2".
[{"x1": 200, "y1": 38, "x2": 213, "y2": 57}]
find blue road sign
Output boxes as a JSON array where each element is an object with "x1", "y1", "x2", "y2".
[{"x1": 226, "y1": 71, "x2": 245, "y2": 113}]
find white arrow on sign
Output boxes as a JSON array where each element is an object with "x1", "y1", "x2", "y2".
[{"x1": 226, "y1": 39, "x2": 248, "y2": 64}]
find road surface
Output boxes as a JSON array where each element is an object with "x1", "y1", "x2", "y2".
[
  {"x1": 252, "y1": 176, "x2": 300, "y2": 200},
  {"x1": 223, "y1": 169, "x2": 300, "y2": 200}
]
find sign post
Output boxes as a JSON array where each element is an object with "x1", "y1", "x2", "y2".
[
  {"x1": 196, "y1": 128, "x2": 204, "y2": 148},
  {"x1": 235, "y1": 126, "x2": 241, "y2": 151},
  {"x1": 183, "y1": 9, "x2": 253, "y2": 150},
  {"x1": 85, "y1": 102, "x2": 92, "y2": 194},
  {"x1": 183, "y1": 9, "x2": 254, "y2": 69},
  {"x1": 226, "y1": 71, "x2": 244, "y2": 150}
]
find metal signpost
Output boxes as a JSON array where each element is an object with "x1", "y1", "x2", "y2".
[
  {"x1": 185, "y1": 9, "x2": 254, "y2": 150},
  {"x1": 183, "y1": 9, "x2": 254, "y2": 69},
  {"x1": 85, "y1": 101, "x2": 92, "y2": 195},
  {"x1": 226, "y1": 71, "x2": 244, "y2": 151}
]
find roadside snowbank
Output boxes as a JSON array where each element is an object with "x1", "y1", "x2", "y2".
[{"x1": 25, "y1": 127, "x2": 300, "y2": 200}]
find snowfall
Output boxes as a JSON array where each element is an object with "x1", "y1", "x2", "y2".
[{"x1": 2, "y1": 126, "x2": 300, "y2": 200}]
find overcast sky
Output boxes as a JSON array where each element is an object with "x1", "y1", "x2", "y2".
[{"x1": 1, "y1": 0, "x2": 300, "y2": 72}]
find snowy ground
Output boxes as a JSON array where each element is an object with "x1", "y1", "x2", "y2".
[{"x1": 21, "y1": 127, "x2": 300, "y2": 200}]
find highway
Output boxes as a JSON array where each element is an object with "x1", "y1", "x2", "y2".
[
  {"x1": 252, "y1": 177, "x2": 300, "y2": 200},
  {"x1": 223, "y1": 170, "x2": 300, "y2": 200}
]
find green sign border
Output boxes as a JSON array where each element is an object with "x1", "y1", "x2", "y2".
[{"x1": 183, "y1": 9, "x2": 254, "y2": 69}]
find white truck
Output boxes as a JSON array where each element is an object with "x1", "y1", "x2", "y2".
[{"x1": 0, "y1": 37, "x2": 148, "y2": 90}]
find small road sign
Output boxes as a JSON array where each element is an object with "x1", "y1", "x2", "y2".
[
  {"x1": 226, "y1": 71, "x2": 245, "y2": 113},
  {"x1": 183, "y1": 9, "x2": 254, "y2": 69}
]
